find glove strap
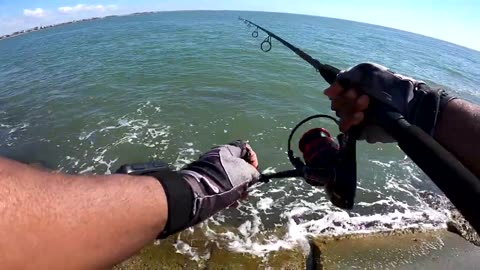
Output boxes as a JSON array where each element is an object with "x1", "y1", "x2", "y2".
[
  {"x1": 146, "y1": 169, "x2": 194, "y2": 239},
  {"x1": 409, "y1": 84, "x2": 455, "y2": 137},
  {"x1": 439, "y1": 89, "x2": 457, "y2": 111}
]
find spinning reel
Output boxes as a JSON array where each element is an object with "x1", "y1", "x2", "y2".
[{"x1": 260, "y1": 115, "x2": 359, "y2": 209}]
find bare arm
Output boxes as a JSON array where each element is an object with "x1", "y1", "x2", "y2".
[
  {"x1": 0, "y1": 142, "x2": 260, "y2": 270},
  {"x1": 0, "y1": 157, "x2": 167, "y2": 270},
  {"x1": 435, "y1": 99, "x2": 480, "y2": 177}
]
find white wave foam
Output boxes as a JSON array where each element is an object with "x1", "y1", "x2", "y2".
[
  {"x1": 214, "y1": 199, "x2": 448, "y2": 258},
  {"x1": 78, "y1": 130, "x2": 95, "y2": 141},
  {"x1": 0, "y1": 121, "x2": 30, "y2": 147},
  {"x1": 79, "y1": 165, "x2": 95, "y2": 174},
  {"x1": 370, "y1": 160, "x2": 394, "y2": 168},
  {"x1": 172, "y1": 147, "x2": 201, "y2": 170},
  {"x1": 62, "y1": 102, "x2": 171, "y2": 174},
  {"x1": 173, "y1": 156, "x2": 452, "y2": 260},
  {"x1": 261, "y1": 167, "x2": 276, "y2": 174},
  {"x1": 256, "y1": 197, "x2": 273, "y2": 211},
  {"x1": 173, "y1": 240, "x2": 210, "y2": 262},
  {"x1": 356, "y1": 197, "x2": 406, "y2": 208},
  {"x1": 268, "y1": 186, "x2": 286, "y2": 193},
  {"x1": 202, "y1": 208, "x2": 310, "y2": 257},
  {"x1": 7, "y1": 123, "x2": 29, "y2": 134}
]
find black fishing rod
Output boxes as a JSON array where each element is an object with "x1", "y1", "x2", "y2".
[
  {"x1": 240, "y1": 17, "x2": 339, "y2": 85},
  {"x1": 239, "y1": 17, "x2": 480, "y2": 233}
]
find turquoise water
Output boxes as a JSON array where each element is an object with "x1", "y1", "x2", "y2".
[{"x1": 1, "y1": 11, "x2": 479, "y2": 256}]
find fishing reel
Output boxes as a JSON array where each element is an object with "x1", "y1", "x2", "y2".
[{"x1": 260, "y1": 114, "x2": 359, "y2": 209}]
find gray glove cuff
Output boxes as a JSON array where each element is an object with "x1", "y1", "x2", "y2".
[
  {"x1": 338, "y1": 63, "x2": 456, "y2": 137},
  {"x1": 409, "y1": 84, "x2": 456, "y2": 136}
]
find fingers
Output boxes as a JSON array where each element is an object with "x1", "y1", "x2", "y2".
[
  {"x1": 245, "y1": 144, "x2": 259, "y2": 169},
  {"x1": 324, "y1": 82, "x2": 343, "y2": 97},
  {"x1": 224, "y1": 141, "x2": 258, "y2": 167},
  {"x1": 325, "y1": 83, "x2": 370, "y2": 132},
  {"x1": 357, "y1": 95, "x2": 370, "y2": 111},
  {"x1": 339, "y1": 112, "x2": 364, "y2": 132}
]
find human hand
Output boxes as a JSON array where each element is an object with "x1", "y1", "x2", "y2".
[
  {"x1": 324, "y1": 81, "x2": 395, "y2": 143},
  {"x1": 325, "y1": 63, "x2": 453, "y2": 142},
  {"x1": 324, "y1": 82, "x2": 370, "y2": 133},
  {"x1": 180, "y1": 140, "x2": 260, "y2": 225}
]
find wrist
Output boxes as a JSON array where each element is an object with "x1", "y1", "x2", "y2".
[
  {"x1": 409, "y1": 84, "x2": 455, "y2": 136},
  {"x1": 115, "y1": 162, "x2": 196, "y2": 239},
  {"x1": 148, "y1": 170, "x2": 194, "y2": 239},
  {"x1": 139, "y1": 175, "x2": 169, "y2": 234}
]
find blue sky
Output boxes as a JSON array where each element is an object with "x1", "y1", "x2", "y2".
[{"x1": 0, "y1": 0, "x2": 478, "y2": 50}]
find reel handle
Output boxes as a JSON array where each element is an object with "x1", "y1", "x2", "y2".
[{"x1": 326, "y1": 127, "x2": 360, "y2": 209}]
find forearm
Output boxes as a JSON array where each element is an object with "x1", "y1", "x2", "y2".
[
  {"x1": 0, "y1": 157, "x2": 167, "y2": 270},
  {"x1": 435, "y1": 99, "x2": 480, "y2": 177}
]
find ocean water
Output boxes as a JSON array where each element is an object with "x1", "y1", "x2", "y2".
[{"x1": 1, "y1": 10, "x2": 480, "y2": 259}]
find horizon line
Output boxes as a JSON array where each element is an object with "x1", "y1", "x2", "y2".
[{"x1": 1, "y1": 9, "x2": 479, "y2": 53}]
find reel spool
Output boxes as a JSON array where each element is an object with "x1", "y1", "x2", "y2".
[{"x1": 260, "y1": 114, "x2": 359, "y2": 209}]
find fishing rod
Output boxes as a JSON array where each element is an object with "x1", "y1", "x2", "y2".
[
  {"x1": 239, "y1": 17, "x2": 480, "y2": 233},
  {"x1": 240, "y1": 17, "x2": 339, "y2": 84},
  {"x1": 240, "y1": 17, "x2": 362, "y2": 210}
]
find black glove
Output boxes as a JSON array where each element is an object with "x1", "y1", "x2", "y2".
[
  {"x1": 154, "y1": 141, "x2": 260, "y2": 238},
  {"x1": 337, "y1": 63, "x2": 455, "y2": 141}
]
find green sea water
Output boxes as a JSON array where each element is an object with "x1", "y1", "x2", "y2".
[{"x1": 1, "y1": 10, "x2": 479, "y2": 257}]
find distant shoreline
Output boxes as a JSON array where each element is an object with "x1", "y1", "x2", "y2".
[
  {"x1": 0, "y1": 11, "x2": 156, "y2": 41},
  {"x1": 0, "y1": 17, "x2": 101, "y2": 41},
  {"x1": 1, "y1": 10, "x2": 477, "y2": 53}
]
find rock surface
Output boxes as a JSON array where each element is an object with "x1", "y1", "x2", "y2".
[
  {"x1": 447, "y1": 209, "x2": 480, "y2": 246},
  {"x1": 317, "y1": 230, "x2": 480, "y2": 269},
  {"x1": 114, "y1": 229, "x2": 480, "y2": 269},
  {"x1": 113, "y1": 226, "x2": 307, "y2": 270}
]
